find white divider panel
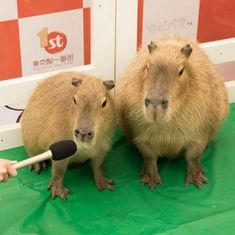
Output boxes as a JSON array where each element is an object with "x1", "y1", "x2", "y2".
[
  {"x1": 226, "y1": 81, "x2": 235, "y2": 103},
  {"x1": 200, "y1": 38, "x2": 235, "y2": 64},
  {"x1": 0, "y1": 65, "x2": 93, "y2": 106},
  {"x1": 115, "y1": 0, "x2": 138, "y2": 81}
]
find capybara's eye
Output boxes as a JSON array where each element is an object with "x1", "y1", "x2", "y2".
[
  {"x1": 102, "y1": 99, "x2": 107, "y2": 108},
  {"x1": 73, "y1": 97, "x2": 77, "y2": 104},
  {"x1": 178, "y1": 67, "x2": 184, "y2": 77},
  {"x1": 146, "y1": 64, "x2": 149, "y2": 71},
  {"x1": 145, "y1": 98, "x2": 151, "y2": 107}
]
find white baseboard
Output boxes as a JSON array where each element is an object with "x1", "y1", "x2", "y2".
[{"x1": 0, "y1": 123, "x2": 22, "y2": 151}]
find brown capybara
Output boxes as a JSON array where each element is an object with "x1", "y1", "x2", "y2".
[
  {"x1": 21, "y1": 72, "x2": 115, "y2": 200},
  {"x1": 116, "y1": 35, "x2": 228, "y2": 189}
]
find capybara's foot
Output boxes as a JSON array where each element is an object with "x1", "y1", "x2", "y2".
[
  {"x1": 29, "y1": 161, "x2": 47, "y2": 174},
  {"x1": 93, "y1": 166, "x2": 114, "y2": 191},
  {"x1": 48, "y1": 181, "x2": 73, "y2": 200},
  {"x1": 185, "y1": 168, "x2": 208, "y2": 188},
  {"x1": 95, "y1": 176, "x2": 114, "y2": 191},
  {"x1": 141, "y1": 169, "x2": 163, "y2": 189}
]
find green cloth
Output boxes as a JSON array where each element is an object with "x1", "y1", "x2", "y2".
[{"x1": 0, "y1": 104, "x2": 235, "y2": 235}]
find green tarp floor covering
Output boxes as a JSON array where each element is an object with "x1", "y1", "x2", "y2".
[{"x1": 0, "y1": 104, "x2": 235, "y2": 235}]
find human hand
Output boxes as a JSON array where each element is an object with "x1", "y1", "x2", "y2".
[{"x1": 0, "y1": 159, "x2": 18, "y2": 182}]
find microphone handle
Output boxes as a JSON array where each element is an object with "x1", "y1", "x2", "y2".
[{"x1": 13, "y1": 150, "x2": 52, "y2": 170}]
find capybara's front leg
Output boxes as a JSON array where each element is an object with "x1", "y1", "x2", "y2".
[
  {"x1": 48, "y1": 158, "x2": 72, "y2": 200},
  {"x1": 137, "y1": 143, "x2": 162, "y2": 189},
  {"x1": 92, "y1": 155, "x2": 114, "y2": 191},
  {"x1": 185, "y1": 142, "x2": 208, "y2": 188}
]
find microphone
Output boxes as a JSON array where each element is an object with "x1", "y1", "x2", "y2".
[{"x1": 13, "y1": 140, "x2": 77, "y2": 170}]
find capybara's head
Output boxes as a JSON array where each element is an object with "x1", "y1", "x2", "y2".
[
  {"x1": 142, "y1": 40, "x2": 193, "y2": 123},
  {"x1": 71, "y1": 77, "x2": 115, "y2": 146}
]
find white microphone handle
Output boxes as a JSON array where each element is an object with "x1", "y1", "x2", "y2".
[{"x1": 13, "y1": 150, "x2": 52, "y2": 170}]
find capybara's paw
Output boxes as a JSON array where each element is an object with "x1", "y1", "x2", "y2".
[
  {"x1": 141, "y1": 170, "x2": 163, "y2": 189},
  {"x1": 48, "y1": 183, "x2": 73, "y2": 200},
  {"x1": 29, "y1": 161, "x2": 47, "y2": 174},
  {"x1": 95, "y1": 176, "x2": 114, "y2": 191},
  {"x1": 185, "y1": 169, "x2": 208, "y2": 188}
]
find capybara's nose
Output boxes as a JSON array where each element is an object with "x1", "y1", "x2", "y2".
[
  {"x1": 87, "y1": 131, "x2": 94, "y2": 139},
  {"x1": 75, "y1": 129, "x2": 94, "y2": 141},
  {"x1": 160, "y1": 99, "x2": 168, "y2": 109},
  {"x1": 145, "y1": 98, "x2": 168, "y2": 109}
]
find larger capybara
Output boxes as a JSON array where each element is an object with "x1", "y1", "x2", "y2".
[
  {"x1": 21, "y1": 72, "x2": 115, "y2": 199},
  {"x1": 116, "y1": 35, "x2": 228, "y2": 189}
]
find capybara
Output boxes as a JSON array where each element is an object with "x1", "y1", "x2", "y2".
[
  {"x1": 21, "y1": 72, "x2": 115, "y2": 199},
  {"x1": 116, "y1": 35, "x2": 228, "y2": 189}
]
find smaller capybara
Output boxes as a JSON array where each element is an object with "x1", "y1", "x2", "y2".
[
  {"x1": 21, "y1": 72, "x2": 115, "y2": 200},
  {"x1": 116, "y1": 35, "x2": 228, "y2": 189}
]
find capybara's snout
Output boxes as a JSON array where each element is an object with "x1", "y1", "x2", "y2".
[{"x1": 74, "y1": 128, "x2": 95, "y2": 143}]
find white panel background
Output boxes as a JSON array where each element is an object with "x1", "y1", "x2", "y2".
[
  {"x1": 19, "y1": 9, "x2": 84, "y2": 75},
  {"x1": 142, "y1": 0, "x2": 200, "y2": 44},
  {"x1": 0, "y1": 0, "x2": 18, "y2": 21}
]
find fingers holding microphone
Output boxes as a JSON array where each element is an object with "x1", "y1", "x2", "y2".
[
  {"x1": 0, "y1": 159, "x2": 18, "y2": 182},
  {"x1": 0, "y1": 140, "x2": 77, "y2": 184}
]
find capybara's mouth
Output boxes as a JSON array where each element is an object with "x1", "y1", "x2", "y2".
[
  {"x1": 145, "y1": 105, "x2": 168, "y2": 123},
  {"x1": 79, "y1": 138, "x2": 92, "y2": 144},
  {"x1": 75, "y1": 135, "x2": 93, "y2": 144}
]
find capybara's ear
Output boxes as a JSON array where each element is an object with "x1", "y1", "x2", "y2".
[
  {"x1": 148, "y1": 41, "x2": 157, "y2": 54},
  {"x1": 103, "y1": 80, "x2": 115, "y2": 90},
  {"x1": 181, "y1": 44, "x2": 193, "y2": 58},
  {"x1": 71, "y1": 78, "x2": 82, "y2": 87}
]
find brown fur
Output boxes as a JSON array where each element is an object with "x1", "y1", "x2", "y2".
[
  {"x1": 116, "y1": 35, "x2": 228, "y2": 188},
  {"x1": 21, "y1": 71, "x2": 115, "y2": 199}
]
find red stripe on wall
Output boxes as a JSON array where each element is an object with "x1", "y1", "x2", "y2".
[
  {"x1": 0, "y1": 20, "x2": 22, "y2": 80},
  {"x1": 83, "y1": 7, "x2": 91, "y2": 65},
  {"x1": 197, "y1": 0, "x2": 235, "y2": 42},
  {"x1": 137, "y1": 0, "x2": 144, "y2": 50},
  {"x1": 17, "y1": 0, "x2": 83, "y2": 18}
]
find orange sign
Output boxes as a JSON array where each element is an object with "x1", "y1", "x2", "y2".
[{"x1": 38, "y1": 28, "x2": 67, "y2": 54}]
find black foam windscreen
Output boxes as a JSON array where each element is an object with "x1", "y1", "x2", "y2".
[{"x1": 49, "y1": 140, "x2": 77, "y2": 161}]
